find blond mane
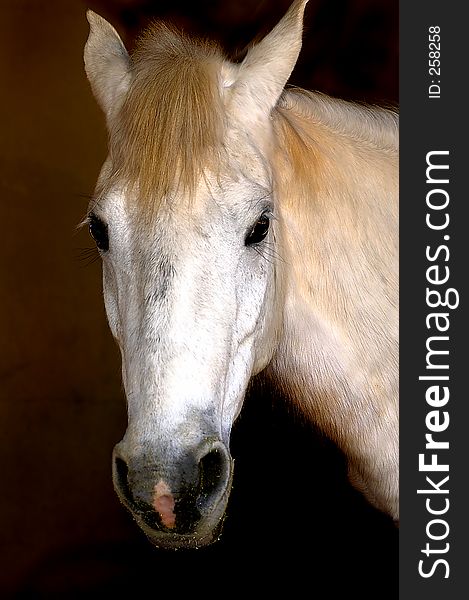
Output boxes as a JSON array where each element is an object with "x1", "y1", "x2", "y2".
[
  {"x1": 109, "y1": 23, "x2": 225, "y2": 215},
  {"x1": 278, "y1": 89, "x2": 398, "y2": 152}
]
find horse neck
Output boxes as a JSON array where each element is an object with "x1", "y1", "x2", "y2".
[{"x1": 268, "y1": 91, "x2": 399, "y2": 453}]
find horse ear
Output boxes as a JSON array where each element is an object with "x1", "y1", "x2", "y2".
[
  {"x1": 84, "y1": 10, "x2": 131, "y2": 123},
  {"x1": 230, "y1": 0, "x2": 308, "y2": 117}
]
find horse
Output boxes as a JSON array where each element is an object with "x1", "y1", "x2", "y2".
[{"x1": 83, "y1": 0, "x2": 398, "y2": 549}]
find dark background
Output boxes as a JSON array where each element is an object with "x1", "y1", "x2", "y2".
[{"x1": 0, "y1": 0, "x2": 397, "y2": 597}]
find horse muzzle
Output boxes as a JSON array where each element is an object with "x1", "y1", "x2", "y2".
[{"x1": 112, "y1": 438, "x2": 234, "y2": 549}]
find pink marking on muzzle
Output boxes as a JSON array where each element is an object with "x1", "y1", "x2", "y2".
[{"x1": 153, "y1": 480, "x2": 176, "y2": 529}]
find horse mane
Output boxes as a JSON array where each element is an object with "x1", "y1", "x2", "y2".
[
  {"x1": 272, "y1": 89, "x2": 398, "y2": 189},
  {"x1": 278, "y1": 89, "x2": 398, "y2": 152},
  {"x1": 271, "y1": 87, "x2": 398, "y2": 224},
  {"x1": 109, "y1": 23, "x2": 225, "y2": 216}
]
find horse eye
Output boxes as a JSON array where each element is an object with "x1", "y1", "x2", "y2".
[
  {"x1": 88, "y1": 214, "x2": 109, "y2": 251},
  {"x1": 245, "y1": 213, "x2": 270, "y2": 246}
]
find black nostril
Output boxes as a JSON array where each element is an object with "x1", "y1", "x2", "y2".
[
  {"x1": 198, "y1": 448, "x2": 225, "y2": 501},
  {"x1": 114, "y1": 456, "x2": 134, "y2": 505},
  {"x1": 174, "y1": 447, "x2": 227, "y2": 534}
]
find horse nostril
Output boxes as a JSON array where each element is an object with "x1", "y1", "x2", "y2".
[
  {"x1": 113, "y1": 456, "x2": 134, "y2": 506},
  {"x1": 198, "y1": 447, "x2": 226, "y2": 502},
  {"x1": 174, "y1": 444, "x2": 231, "y2": 534}
]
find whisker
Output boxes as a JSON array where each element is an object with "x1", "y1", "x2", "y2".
[
  {"x1": 75, "y1": 192, "x2": 94, "y2": 201},
  {"x1": 74, "y1": 246, "x2": 101, "y2": 267},
  {"x1": 253, "y1": 245, "x2": 276, "y2": 265},
  {"x1": 258, "y1": 242, "x2": 286, "y2": 264}
]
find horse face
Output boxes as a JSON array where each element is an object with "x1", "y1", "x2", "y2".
[
  {"x1": 89, "y1": 172, "x2": 280, "y2": 547},
  {"x1": 84, "y1": 1, "x2": 307, "y2": 547}
]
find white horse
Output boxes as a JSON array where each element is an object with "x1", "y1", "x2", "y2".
[{"x1": 84, "y1": 0, "x2": 398, "y2": 549}]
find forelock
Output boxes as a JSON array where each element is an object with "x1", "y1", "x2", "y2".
[{"x1": 108, "y1": 23, "x2": 226, "y2": 218}]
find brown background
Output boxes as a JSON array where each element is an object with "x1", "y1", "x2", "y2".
[{"x1": 0, "y1": 0, "x2": 398, "y2": 596}]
